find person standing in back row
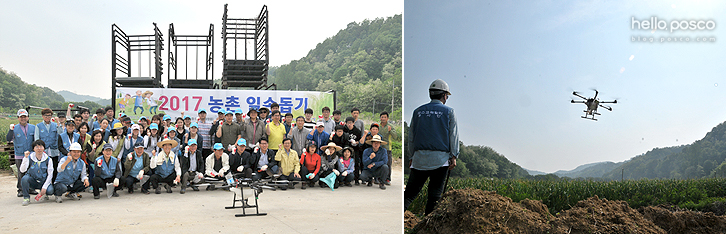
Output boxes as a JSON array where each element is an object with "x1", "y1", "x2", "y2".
[
  {"x1": 404, "y1": 79, "x2": 459, "y2": 215},
  {"x1": 10, "y1": 109, "x2": 35, "y2": 197}
]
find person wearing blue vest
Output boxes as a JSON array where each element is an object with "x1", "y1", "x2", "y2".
[
  {"x1": 58, "y1": 120, "x2": 80, "y2": 158},
  {"x1": 53, "y1": 142, "x2": 89, "y2": 203},
  {"x1": 91, "y1": 144, "x2": 123, "y2": 199},
  {"x1": 122, "y1": 141, "x2": 151, "y2": 194},
  {"x1": 404, "y1": 79, "x2": 460, "y2": 215},
  {"x1": 8, "y1": 109, "x2": 36, "y2": 197},
  {"x1": 35, "y1": 108, "x2": 60, "y2": 163},
  {"x1": 34, "y1": 109, "x2": 60, "y2": 177},
  {"x1": 150, "y1": 138, "x2": 181, "y2": 194},
  {"x1": 19, "y1": 140, "x2": 55, "y2": 206},
  {"x1": 122, "y1": 124, "x2": 144, "y2": 163}
]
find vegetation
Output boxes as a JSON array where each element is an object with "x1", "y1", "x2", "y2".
[
  {"x1": 406, "y1": 177, "x2": 726, "y2": 215},
  {"x1": 601, "y1": 120, "x2": 726, "y2": 180},
  {"x1": 270, "y1": 15, "x2": 402, "y2": 116},
  {"x1": 0, "y1": 152, "x2": 10, "y2": 170}
]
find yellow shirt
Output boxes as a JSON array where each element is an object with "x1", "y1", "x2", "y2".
[
  {"x1": 268, "y1": 122, "x2": 286, "y2": 150},
  {"x1": 275, "y1": 149, "x2": 300, "y2": 175}
]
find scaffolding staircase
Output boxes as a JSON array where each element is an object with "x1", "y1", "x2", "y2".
[
  {"x1": 167, "y1": 23, "x2": 215, "y2": 89},
  {"x1": 222, "y1": 4, "x2": 274, "y2": 90}
]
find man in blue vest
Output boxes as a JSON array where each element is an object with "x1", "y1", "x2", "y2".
[
  {"x1": 8, "y1": 109, "x2": 35, "y2": 197},
  {"x1": 19, "y1": 140, "x2": 54, "y2": 206},
  {"x1": 150, "y1": 138, "x2": 181, "y2": 194},
  {"x1": 34, "y1": 108, "x2": 59, "y2": 183},
  {"x1": 53, "y1": 142, "x2": 89, "y2": 203},
  {"x1": 404, "y1": 79, "x2": 459, "y2": 215},
  {"x1": 123, "y1": 141, "x2": 151, "y2": 194},
  {"x1": 92, "y1": 144, "x2": 123, "y2": 199}
]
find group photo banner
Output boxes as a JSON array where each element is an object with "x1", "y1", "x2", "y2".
[{"x1": 115, "y1": 88, "x2": 335, "y2": 122}]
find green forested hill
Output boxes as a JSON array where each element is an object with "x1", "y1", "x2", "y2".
[
  {"x1": 270, "y1": 14, "x2": 402, "y2": 114},
  {"x1": 0, "y1": 68, "x2": 66, "y2": 113},
  {"x1": 602, "y1": 121, "x2": 726, "y2": 180}
]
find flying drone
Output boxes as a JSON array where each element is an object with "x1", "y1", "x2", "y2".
[{"x1": 570, "y1": 90, "x2": 617, "y2": 121}]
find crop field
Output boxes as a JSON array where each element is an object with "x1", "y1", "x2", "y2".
[{"x1": 406, "y1": 177, "x2": 726, "y2": 215}]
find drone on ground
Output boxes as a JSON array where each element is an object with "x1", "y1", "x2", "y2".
[{"x1": 570, "y1": 90, "x2": 617, "y2": 121}]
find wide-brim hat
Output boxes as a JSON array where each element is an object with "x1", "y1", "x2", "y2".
[
  {"x1": 143, "y1": 91, "x2": 153, "y2": 96},
  {"x1": 320, "y1": 142, "x2": 342, "y2": 151},
  {"x1": 157, "y1": 139, "x2": 179, "y2": 149},
  {"x1": 365, "y1": 135, "x2": 388, "y2": 145}
]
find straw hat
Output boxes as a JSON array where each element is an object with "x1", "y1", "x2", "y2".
[
  {"x1": 157, "y1": 138, "x2": 179, "y2": 149},
  {"x1": 365, "y1": 135, "x2": 388, "y2": 145},
  {"x1": 320, "y1": 142, "x2": 342, "y2": 151},
  {"x1": 143, "y1": 90, "x2": 153, "y2": 96}
]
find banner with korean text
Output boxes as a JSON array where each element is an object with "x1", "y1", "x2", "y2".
[{"x1": 115, "y1": 88, "x2": 334, "y2": 122}]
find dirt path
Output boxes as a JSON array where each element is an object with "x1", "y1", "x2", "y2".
[{"x1": 0, "y1": 166, "x2": 403, "y2": 233}]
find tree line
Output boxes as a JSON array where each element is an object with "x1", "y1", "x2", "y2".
[{"x1": 270, "y1": 14, "x2": 402, "y2": 116}]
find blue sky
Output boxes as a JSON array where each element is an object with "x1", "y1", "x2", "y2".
[
  {"x1": 404, "y1": 0, "x2": 726, "y2": 173},
  {"x1": 0, "y1": 0, "x2": 402, "y2": 98}
]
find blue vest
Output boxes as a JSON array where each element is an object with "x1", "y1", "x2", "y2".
[
  {"x1": 96, "y1": 156, "x2": 118, "y2": 179},
  {"x1": 155, "y1": 156, "x2": 176, "y2": 178},
  {"x1": 59, "y1": 132, "x2": 80, "y2": 157},
  {"x1": 27, "y1": 156, "x2": 50, "y2": 182},
  {"x1": 56, "y1": 157, "x2": 84, "y2": 185},
  {"x1": 13, "y1": 124, "x2": 35, "y2": 157},
  {"x1": 37, "y1": 122, "x2": 58, "y2": 150},
  {"x1": 412, "y1": 102, "x2": 452, "y2": 152},
  {"x1": 123, "y1": 136, "x2": 144, "y2": 162}
]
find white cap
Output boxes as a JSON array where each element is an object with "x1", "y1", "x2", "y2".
[
  {"x1": 69, "y1": 142, "x2": 83, "y2": 151},
  {"x1": 131, "y1": 124, "x2": 141, "y2": 131},
  {"x1": 16, "y1": 109, "x2": 28, "y2": 117}
]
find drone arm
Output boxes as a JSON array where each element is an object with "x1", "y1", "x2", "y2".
[
  {"x1": 571, "y1": 100, "x2": 586, "y2": 104},
  {"x1": 572, "y1": 92, "x2": 587, "y2": 100},
  {"x1": 599, "y1": 105, "x2": 612, "y2": 111},
  {"x1": 599, "y1": 100, "x2": 617, "y2": 104}
]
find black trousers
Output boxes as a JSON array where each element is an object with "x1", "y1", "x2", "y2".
[
  {"x1": 124, "y1": 175, "x2": 149, "y2": 190},
  {"x1": 91, "y1": 177, "x2": 120, "y2": 196},
  {"x1": 404, "y1": 166, "x2": 449, "y2": 215},
  {"x1": 299, "y1": 166, "x2": 320, "y2": 183},
  {"x1": 150, "y1": 172, "x2": 177, "y2": 189}
]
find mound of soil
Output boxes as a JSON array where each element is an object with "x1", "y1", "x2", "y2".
[
  {"x1": 550, "y1": 195, "x2": 665, "y2": 234},
  {"x1": 410, "y1": 188, "x2": 726, "y2": 234},
  {"x1": 640, "y1": 206, "x2": 726, "y2": 234},
  {"x1": 411, "y1": 188, "x2": 553, "y2": 234},
  {"x1": 405, "y1": 211, "x2": 420, "y2": 230}
]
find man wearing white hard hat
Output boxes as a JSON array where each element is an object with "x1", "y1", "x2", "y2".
[
  {"x1": 53, "y1": 142, "x2": 89, "y2": 203},
  {"x1": 149, "y1": 138, "x2": 181, "y2": 194},
  {"x1": 405, "y1": 79, "x2": 460, "y2": 215},
  {"x1": 8, "y1": 109, "x2": 36, "y2": 197}
]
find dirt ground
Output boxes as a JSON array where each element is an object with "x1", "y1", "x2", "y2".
[
  {"x1": 406, "y1": 188, "x2": 726, "y2": 234},
  {"x1": 0, "y1": 162, "x2": 403, "y2": 234}
]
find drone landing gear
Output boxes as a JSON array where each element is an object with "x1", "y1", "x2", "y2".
[
  {"x1": 581, "y1": 116, "x2": 598, "y2": 121},
  {"x1": 226, "y1": 179, "x2": 267, "y2": 217}
]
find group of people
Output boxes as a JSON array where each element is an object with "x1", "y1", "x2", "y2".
[{"x1": 9, "y1": 104, "x2": 396, "y2": 206}]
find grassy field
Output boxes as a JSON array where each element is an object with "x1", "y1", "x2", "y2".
[{"x1": 406, "y1": 176, "x2": 726, "y2": 215}]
